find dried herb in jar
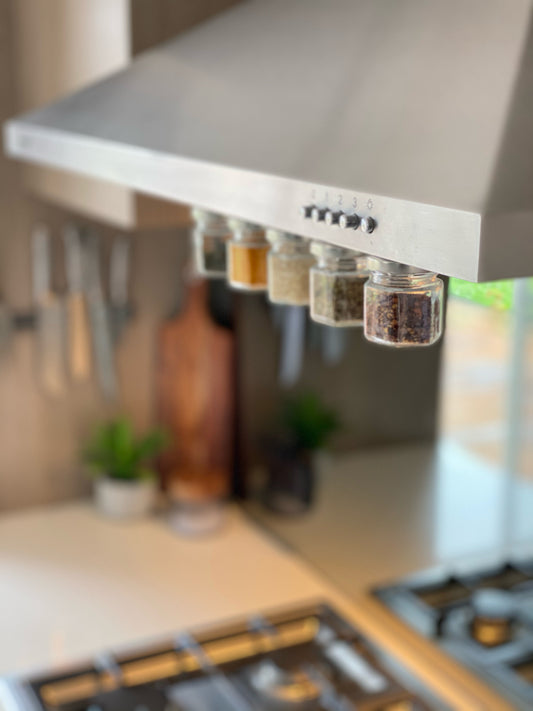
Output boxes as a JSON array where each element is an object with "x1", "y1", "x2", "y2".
[
  {"x1": 309, "y1": 242, "x2": 368, "y2": 327},
  {"x1": 311, "y1": 271, "x2": 365, "y2": 325}
]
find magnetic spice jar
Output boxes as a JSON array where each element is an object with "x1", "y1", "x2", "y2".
[
  {"x1": 191, "y1": 208, "x2": 231, "y2": 278},
  {"x1": 309, "y1": 242, "x2": 369, "y2": 327},
  {"x1": 227, "y1": 219, "x2": 269, "y2": 291},
  {"x1": 267, "y1": 230, "x2": 315, "y2": 305},
  {"x1": 364, "y1": 257, "x2": 444, "y2": 347}
]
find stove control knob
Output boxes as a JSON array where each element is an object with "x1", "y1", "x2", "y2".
[
  {"x1": 470, "y1": 589, "x2": 515, "y2": 647},
  {"x1": 339, "y1": 213, "x2": 360, "y2": 230},
  {"x1": 360, "y1": 216, "x2": 376, "y2": 234},
  {"x1": 311, "y1": 207, "x2": 328, "y2": 223},
  {"x1": 325, "y1": 210, "x2": 343, "y2": 226},
  {"x1": 299, "y1": 204, "x2": 314, "y2": 219}
]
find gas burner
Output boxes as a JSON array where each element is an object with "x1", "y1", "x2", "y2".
[
  {"x1": 374, "y1": 558, "x2": 533, "y2": 710},
  {"x1": 469, "y1": 589, "x2": 516, "y2": 648},
  {"x1": 0, "y1": 604, "x2": 446, "y2": 711},
  {"x1": 249, "y1": 659, "x2": 322, "y2": 707}
]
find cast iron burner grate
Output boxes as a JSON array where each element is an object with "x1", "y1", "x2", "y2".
[
  {"x1": 0, "y1": 604, "x2": 447, "y2": 711},
  {"x1": 374, "y1": 559, "x2": 533, "y2": 711}
]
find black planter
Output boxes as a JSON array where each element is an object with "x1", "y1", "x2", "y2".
[{"x1": 262, "y1": 443, "x2": 315, "y2": 516}]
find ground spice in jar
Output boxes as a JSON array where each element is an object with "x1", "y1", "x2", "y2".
[
  {"x1": 309, "y1": 243, "x2": 368, "y2": 327},
  {"x1": 267, "y1": 231, "x2": 314, "y2": 305},
  {"x1": 364, "y1": 258, "x2": 443, "y2": 347}
]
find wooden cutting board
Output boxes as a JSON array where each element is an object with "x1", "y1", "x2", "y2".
[{"x1": 156, "y1": 279, "x2": 235, "y2": 502}]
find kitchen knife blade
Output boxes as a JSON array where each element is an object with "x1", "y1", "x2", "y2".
[
  {"x1": 321, "y1": 325, "x2": 348, "y2": 366},
  {"x1": 84, "y1": 233, "x2": 118, "y2": 401},
  {"x1": 278, "y1": 305, "x2": 306, "y2": 388},
  {"x1": 109, "y1": 235, "x2": 131, "y2": 343},
  {"x1": 32, "y1": 224, "x2": 66, "y2": 397},
  {"x1": 63, "y1": 224, "x2": 91, "y2": 381}
]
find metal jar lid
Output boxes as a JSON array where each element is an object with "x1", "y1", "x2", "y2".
[
  {"x1": 366, "y1": 256, "x2": 433, "y2": 276},
  {"x1": 191, "y1": 207, "x2": 229, "y2": 231},
  {"x1": 310, "y1": 241, "x2": 364, "y2": 261}
]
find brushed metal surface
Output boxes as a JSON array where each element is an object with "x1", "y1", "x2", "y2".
[{"x1": 5, "y1": 0, "x2": 533, "y2": 280}]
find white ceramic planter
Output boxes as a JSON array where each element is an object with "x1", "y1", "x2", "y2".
[{"x1": 94, "y1": 477, "x2": 156, "y2": 520}]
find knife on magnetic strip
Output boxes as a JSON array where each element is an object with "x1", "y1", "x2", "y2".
[{"x1": 32, "y1": 224, "x2": 66, "y2": 397}]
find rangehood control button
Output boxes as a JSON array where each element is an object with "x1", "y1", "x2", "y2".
[
  {"x1": 339, "y1": 213, "x2": 360, "y2": 230},
  {"x1": 325, "y1": 210, "x2": 343, "y2": 226},
  {"x1": 311, "y1": 207, "x2": 327, "y2": 222},
  {"x1": 361, "y1": 216, "x2": 376, "y2": 233},
  {"x1": 299, "y1": 204, "x2": 314, "y2": 219}
]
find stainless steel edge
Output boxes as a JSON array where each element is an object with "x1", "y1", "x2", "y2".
[
  {"x1": 480, "y1": 211, "x2": 533, "y2": 282},
  {"x1": 0, "y1": 679, "x2": 42, "y2": 711},
  {"x1": 5, "y1": 122, "x2": 482, "y2": 281}
]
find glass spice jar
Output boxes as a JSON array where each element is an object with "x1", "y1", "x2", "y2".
[
  {"x1": 267, "y1": 230, "x2": 315, "y2": 305},
  {"x1": 191, "y1": 208, "x2": 230, "y2": 278},
  {"x1": 309, "y1": 242, "x2": 369, "y2": 327},
  {"x1": 364, "y1": 257, "x2": 444, "y2": 347},
  {"x1": 227, "y1": 219, "x2": 269, "y2": 291}
]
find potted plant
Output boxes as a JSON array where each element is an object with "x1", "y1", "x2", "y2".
[
  {"x1": 84, "y1": 418, "x2": 167, "y2": 519},
  {"x1": 263, "y1": 392, "x2": 339, "y2": 515}
]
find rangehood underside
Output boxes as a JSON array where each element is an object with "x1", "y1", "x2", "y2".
[{"x1": 5, "y1": 0, "x2": 533, "y2": 281}]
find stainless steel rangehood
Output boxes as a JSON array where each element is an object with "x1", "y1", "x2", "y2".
[{"x1": 5, "y1": 0, "x2": 533, "y2": 281}]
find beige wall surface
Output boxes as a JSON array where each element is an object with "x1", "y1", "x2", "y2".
[
  {"x1": 0, "y1": 0, "x2": 192, "y2": 509},
  {"x1": 9, "y1": 0, "x2": 239, "y2": 226},
  {"x1": 0, "y1": 0, "x2": 243, "y2": 510},
  {"x1": 10, "y1": 0, "x2": 135, "y2": 225}
]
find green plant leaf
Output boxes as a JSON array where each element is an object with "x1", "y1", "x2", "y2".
[
  {"x1": 82, "y1": 418, "x2": 168, "y2": 481},
  {"x1": 281, "y1": 392, "x2": 340, "y2": 451},
  {"x1": 134, "y1": 430, "x2": 169, "y2": 465}
]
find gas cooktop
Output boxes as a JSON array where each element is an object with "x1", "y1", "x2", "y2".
[
  {"x1": 0, "y1": 603, "x2": 447, "y2": 710},
  {"x1": 375, "y1": 559, "x2": 533, "y2": 711}
]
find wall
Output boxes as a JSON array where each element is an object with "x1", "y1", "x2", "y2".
[
  {"x1": 9, "y1": 0, "x2": 238, "y2": 226},
  {"x1": 0, "y1": 0, "x2": 191, "y2": 508},
  {"x1": 237, "y1": 298, "x2": 443, "y2": 458},
  {"x1": 0, "y1": 0, "x2": 444, "y2": 511}
]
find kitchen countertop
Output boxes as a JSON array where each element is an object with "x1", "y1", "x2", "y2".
[
  {"x1": 0, "y1": 498, "x2": 513, "y2": 709},
  {"x1": 248, "y1": 439, "x2": 533, "y2": 596}
]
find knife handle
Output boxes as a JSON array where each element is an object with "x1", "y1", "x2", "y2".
[{"x1": 66, "y1": 292, "x2": 91, "y2": 381}]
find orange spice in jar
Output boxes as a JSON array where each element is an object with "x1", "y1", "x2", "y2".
[{"x1": 227, "y1": 219, "x2": 269, "y2": 291}]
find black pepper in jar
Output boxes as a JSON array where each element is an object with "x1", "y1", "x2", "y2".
[{"x1": 364, "y1": 258, "x2": 443, "y2": 347}]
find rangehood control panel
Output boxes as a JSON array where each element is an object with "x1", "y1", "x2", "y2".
[{"x1": 301, "y1": 204, "x2": 375, "y2": 234}]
